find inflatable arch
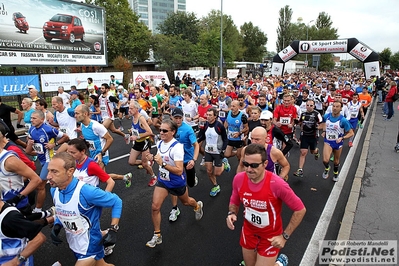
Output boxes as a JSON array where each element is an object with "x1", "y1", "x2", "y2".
[{"x1": 271, "y1": 38, "x2": 380, "y2": 79}]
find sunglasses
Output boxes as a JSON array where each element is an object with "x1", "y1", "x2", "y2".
[
  {"x1": 159, "y1": 129, "x2": 170, "y2": 133},
  {"x1": 242, "y1": 161, "x2": 263, "y2": 168}
]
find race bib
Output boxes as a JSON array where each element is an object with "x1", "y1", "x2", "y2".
[
  {"x1": 280, "y1": 117, "x2": 291, "y2": 125},
  {"x1": 24, "y1": 123, "x2": 31, "y2": 130},
  {"x1": 229, "y1": 131, "x2": 238, "y2": 139},
  {"x1": 32, "y1": 143, "x2": 44, "y2": 154},
  {"x1": 205, "y1": 144, "x2": 218, "y2": 153},
  {"x1": 244, "y1": 207, "x2": 270, "y2": 228},
  {"x1": 361, "y1": 100, "x2": 367, "y2": 104},
  {"x1": 159, "y1": 167, "x2": 170, "y2": 181},
  {"x1": 87, "y1": 140, "x2": 96, "y2": 151},
  {"x1": 351, "y1": 112, "x2": 357, "y2": 118},
  {"x1": 131, "y1": 128, "x2": 139, "y2": 137},
  {"x1": 59, "y1": 127, "x2": 67, "y2": 134},
  {"x1": 184, "y1": 113, "x2": 191, "y2": 118},
  {"x1": 326, "y1": 132, "x2": 338, "y2": 141},
  {"x1": 100, "y1": 106, "x2": 106, "y2": 111},
  {"x1": 199, "y1": 121, "x2": 205, "y2": 128},
  {"x1": 219, "y1": 111, "x2": 226, "y2": 118},
  {"x1": 60, "y1": 215, "x2": 89, "y2": 235},
  {"x1": 342, "y1": 98, "x2": 348, "y2": 104}
]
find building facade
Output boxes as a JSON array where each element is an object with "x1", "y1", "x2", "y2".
[{"x1": 129, "y1": 0, "x2": 186, "y2": 33}]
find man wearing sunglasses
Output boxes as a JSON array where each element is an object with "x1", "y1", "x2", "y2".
[
  {"x1": 293, "y1": 99, "x2": 323, "y2": 178},
  {"x1": 227, "y1": 143, "x2": 306, "y2": 266}
]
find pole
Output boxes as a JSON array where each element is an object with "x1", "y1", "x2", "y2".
[
  {"x1": 219, "y1": 0, "x2": 223, "y2": 78},
  {"x1": 305, "y1": 20, "x2": 314, "y2": 70}
]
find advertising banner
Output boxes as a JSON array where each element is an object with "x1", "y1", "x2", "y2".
[
  {"x1": 364, "y1": 61, "x2": 381, "y2": 79},
  {"x1": 0, "y1": 74, "x2": 39, "y2": 96},
  {"x1": 40, "y1": 72, "x2": 123, "y2": 92},
  {"x1": 227, "y1": 69, "x2": 239, "y2": 79},
  {"x1": 133, "y1": 71, "x2": 171, "y2": 87},
  {"x1": 299, "y1": 40, "x2": 348, "y2": 54},
  {"x1": 278, "y1": 46, "x2": 297, "y2": 62},
  {"x1": 174, "y1": 70, "x2": 210, "y2": 81},
  {"x1": 0, "y1": 0, "x2": 107, "y2": 66}
]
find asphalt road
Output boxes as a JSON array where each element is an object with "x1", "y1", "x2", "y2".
[{"x1": 28, "y1": 115, "x2": 365, "y2": 266}]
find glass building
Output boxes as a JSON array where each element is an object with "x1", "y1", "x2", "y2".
[{"x1": 129, "y1": 0, "x2": 186, "y2": 33}]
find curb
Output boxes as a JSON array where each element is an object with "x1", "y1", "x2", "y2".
[{"x1": 328, "y1": 100, "x2": 377, "y2": 266}]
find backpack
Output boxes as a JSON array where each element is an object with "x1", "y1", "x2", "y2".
[{"x1": 392, "y1": 87, "x2": 399, "y2": 102}]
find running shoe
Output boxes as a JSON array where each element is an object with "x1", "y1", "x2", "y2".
[
  {"x1": 146, "y1": 234, "x2": 162, "y2": 248},
  {"x1": 209, "y1": 185, "x2": 220, "y2": 197},
  {"x1": 276, "y1": 253, "x2": 288, "y2": 266},
  {"x1": 118, "y1": 126, "x2": 124, "y2": 132},
  {"x1": 222, "y1": 158, "x2": 231, "y2": 172},
  {"x1": 138, "y1": 164, "x2": 144, "y2": 169},
  {"x1": 194, "y1": 175, "x2": 198, "y2": 186},
  {"x1": 293, "y1": 169, "x2": 303, "y2": 178},
  {"x1": 46, "y1": 206, "x2": 56, "y2": 217},
  {"x1": 200, "y1": 157, "x2": 205, "y2": 166},
  {"x1": 395, "y1": 143, "x2": 399, "y2": 153},
  {"x1": 383, "y1": 114, "x2": 387, "y2": 117},
  {"x1": 124, "y1": 134, "x2": 131, "y2": 145},
  {"x1": 322, "y1": 166, "x2": 330, "y2": 179},
  {"x1": 124, "y1": 173, "x2": 132, "y2": 188},
  {"x1": 169, "y1": 207, "x2": 180, "y2": 222},
  {"x1": 348, "y1": 141, "x2": 353, "y2": 147},
  {"x1": 330, "y1": 154, "x2": 334, "y2": 162},
  {"x1": 333, "y1": 171, "x2": 339, "y2": 182},
  {"x1": 32, "y1": 155, "x2": 37, "y2": 162},
  {"x1": 194, "y1": 201, "x2": 203, "y2": 220},
  {"x1": 314, "y1": 149, "x2": 320, "y2": 160},
  {"x1": 104, "y1": 244, "x2": 115, "y2": 256},
  {"x1": 239, "y1": 261, "x2": 246, "y2": 266},
  {"x1": 148, "y1": 176, "x2": 157, "y2": 187}
]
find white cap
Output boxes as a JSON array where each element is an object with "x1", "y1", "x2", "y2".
[
  {"x1": 260, "y1": 110, "x2": 273, "y2": 120},
  {"x1": 28, "y1": 85, "x2": 36, "y2": 89},
  {"x1": 117, "y1": 85, "x2": 124, "y2": 90}
]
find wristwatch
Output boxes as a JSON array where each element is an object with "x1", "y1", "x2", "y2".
[
  {"x1": 101, "y1": 151, "x2": 106, "y2": 156},
  {"x1": 109, "y1": 224, "x2": 119, "y2": 232},
  {"x1": 18, "y1": 254, "x2": 27, "y2": 263},
  {"x1": 282, "y1": 232, "x2": 290, "y2": 240},
  {"x1": 161, "y1": 162, "x2": 167, "y2": 168},
  {"x1": 227, "y1": 211, "x2": 236, "y2": 216}
]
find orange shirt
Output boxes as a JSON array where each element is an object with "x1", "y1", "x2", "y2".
[
  {"x1": 137, "y1": 98, "x2": 151, "y2": 111},
  {"x1": 358, "y1": 93, "x2": 372, "y2": 107}
]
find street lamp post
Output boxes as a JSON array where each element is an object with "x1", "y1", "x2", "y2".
[
  {"x1": 305, "y1": 20, "x2": 314, "y2": 69},
  {"x1": 219, "y1": 0, "x2": 223, "y2": 78}
]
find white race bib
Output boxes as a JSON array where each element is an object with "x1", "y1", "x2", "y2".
[
  {"x1": 32, "y1": 143, "x2": 44, "y2": 154},
  {"x1": 326, "y1": 132, "x2": 338, "y2": 141},
  {"x1": 228, "y1": 131, "x2": 238, "y2": 139},
  {"x1": 199, "y1": 121, "x2": 205, "y2": 128},
  {"x1": 184, "y1": 113, "x2": 191, "y2": 118},
  {"x1": 342, "y1": 98, "x2": 348, "y2": 104},
  {"x1": 131, "y1": 128, "x2": 139, "y2": 137},
  {"x1": 59, "y1": 214, "x2": 89, "y2": 235},
  {"x1": 361, "y1": 100, "x2": 367, "y2": 104},
  {"x1": 244, "y1": 207, "x2": 270, "y2": 228},
  {"x1": 100, "y1": 106, "x2": 106, "y2": 111},
  {"x1": 219, "y1": 111, "x2": 226, "y2": 118},
  {"x1": 159, "y1": 167, "x2": 170, "y2": 181},
  {"x1": 87, "y1": 140, "x2": 96, "y2": 151},
  {"x1": 351, "y1": 112, "x2": 357, "y2": 118},
  {"x1": 205, "y1": 144, "x2": 218, "y2": 154},
  {"x1": 280, "y1": 117, "x2": 291, "y2": 125},
  {"x1": 59, "y1": 127, "x2": 67, "y2": 134},
  {"x1": 24, "y1": 123, "x2": 31, "y2": 130}
]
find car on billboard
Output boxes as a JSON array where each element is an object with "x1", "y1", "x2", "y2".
[
  {"x1": 43, "y1": 13, "x2": 85, "y2": 43},
  {"x1": 12, "y1": 12, "x2": 29, "y2": 33}
]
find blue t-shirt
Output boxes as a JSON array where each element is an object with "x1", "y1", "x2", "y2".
[
  {"x1": 71, "y1": 99, "x2": 82, "y2": 110},
  {"x1": 175, "y1": 122, "x2": 197, "y2": 163},
  {"x1": 23, "y1": 108, "x2": 35, "y2": 124}
]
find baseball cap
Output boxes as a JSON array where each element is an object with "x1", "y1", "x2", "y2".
[
  {"x1": 69, "y1": 90, "x2": 78, "y2": 95},
  {"x1": 260, "y1": 110, "x2": 273, "y2": 120},
  {"x1": 28, "y1": 85, "x2": 36, "y2": 89},
  {"x1": 171, "y1": 108, "x2": 183, "y2": 117},
  {"x1": 118, "y1": 85, "x2": 124, "y2": 90}
]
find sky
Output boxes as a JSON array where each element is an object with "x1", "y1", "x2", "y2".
[{"x1": 186, "y1": 0, "x2": 399, "y2": 59}]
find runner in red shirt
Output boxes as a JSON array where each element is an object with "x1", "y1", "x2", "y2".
[
  {"x1": 197, "y1": 94, "x2": 212, "y2": 166},
  {"x1": 226, "y1": 84, "x2": 238, "y2": 100},
  {"x1": 227, "y1": 143, "x2": 306, "y2": 266},
  {"x1": 273, "y1": 94, "x2": 297, "y2": 138}
]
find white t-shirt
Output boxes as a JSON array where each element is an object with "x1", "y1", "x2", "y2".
[{"x1": 58, "y1": 92, "x2": 71, "y2": 108}]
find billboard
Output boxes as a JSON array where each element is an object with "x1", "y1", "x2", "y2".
[
  {"x1": 40, "y1": 72, "x2": 123, "y2": 92},
  {"x1": 133, "y1": 71, "x2": 171, "y2": 87},
  {"x1": 0, "y1": 75, "x2": 39, "y2": 96},
  {"x1": 0, "y1": 0, "x2": 107, "y2": 66}
]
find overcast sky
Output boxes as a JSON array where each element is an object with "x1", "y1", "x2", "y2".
[{"x1": 186, "y1": 0, "x2": 399, "y2": 58}]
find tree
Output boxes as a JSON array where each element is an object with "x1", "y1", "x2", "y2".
[
  {"x1": 240, "y1": 22, "x2": 268, "y2": 62},
  {"x1": 379, "y1": 48, "x2": 392, "y2": 68},
  {"x1": 276, "y1": 5, "x2": 292, "y2": 52},
  {"x1": 86, "y1": 0, "x2": 152, "y2": 63},
  {"x1": 199, "y1": 10, "x2": 243, "y2": 63},
  {"x1": 390, "y1": 51, "x2": 399, "y2": 70},
  {"x1": 157, "y1": 11, "x2": 201, "y2": 44},
  {"x1": 112, "y1": 56, "x2": 132, "y2": 86}
]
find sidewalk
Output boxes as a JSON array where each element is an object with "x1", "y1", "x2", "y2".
[{"x1": 337, "y1": 101, "x2": 399, "y2": 264}]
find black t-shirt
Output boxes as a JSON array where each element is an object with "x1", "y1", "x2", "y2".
[
  {"x1": 0, "y1": 103, "x2": 16, "y2": 127},
  {"x1": 0, "y1": 204, "x2": 42, "y2": 240}
]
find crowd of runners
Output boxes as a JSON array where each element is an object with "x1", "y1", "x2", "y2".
[{"x1": 0, "y1": 70, "x2": 396, "y2": 266}]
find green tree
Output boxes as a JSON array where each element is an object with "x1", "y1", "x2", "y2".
[
  {"x1": 157, "y1": 11, "x2": 201, "y2": 44},
  {"x1": 199, "y1": 10, "x2": 243, "y2": 63},
  {"x1": 379, "y1": 48, "x2": 392, "y2": 68},
  {"x1": 390, "y1": 51, "x2": 399, "y2": 70},
  {"x1": 240, "y1": 22, "x2": 268, "y2": 62},
  {"x1": 276, "y1": 5, "x2": 292, "y2": 51},
  {"x1": 86, "y1": 0, "x2": 152, "y2": 63}
]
